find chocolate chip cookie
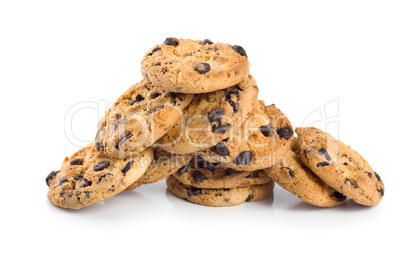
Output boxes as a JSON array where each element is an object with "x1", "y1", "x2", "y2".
[
  {"x1": 95, "y1": 79, "x2": 193, "y2": 159},
  {"x1": 141, "y1": 38, "x2": 250, "y2": 93},
  {"x1": 295, "y1": 127, "x2": 384, "y2": 206},
  {"x1": 264, "y1": 143, "x2": 346, "y2": 207},
  {"x1": 166, "y1": 176, "x2": 274, "y2": 207},
  {"x1": 199, "y1": 101, "x2": 294, "y2": 171},
  {"x1": 46, "y1": 143, "x2": 153, "y2": 209},
  {"x1": 124, "y1": 148, "x2": 192, "y2": 191},
  {"x1": 173, "y1": 155, "x2": 271, "y2": 189},
  {"x1": 156, "y1": 74, "x2": 258, "y2": 154}
]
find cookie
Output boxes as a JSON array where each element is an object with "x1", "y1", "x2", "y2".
[
  {"x1": 141, "y1": 38, "x2": 250, "y2": 93},
  {"x1": 166, "y1": 176, "x2": 274, "y2": 207},
  {"x1": 199, "y1": 101, "x2": 294, "y2": 171},
  {"x1": 95, "y1": 79, "x2": 193, "y2": 158},
  {"x1": 124, "y1": 148, "x2": 192, "y2": 191},
  {"x1": 295, "y1": 127, "x2": 384, "y2": 206},
  {"x1": 173, "y1": 155, "x2": 271, "y2": 189},
  {"x1": 156, "y1": 74, "x2": 258, "y2": 154},
  {"x1": 264, "y1": 145, "x2": 346, "y2": 207},
  {"x1": 46, "y1": 143, "x2": 153, "y2": 209}
]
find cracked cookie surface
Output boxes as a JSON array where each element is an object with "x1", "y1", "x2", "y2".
[
  {"x1": 46, "y1": 143, "x2": 153, "y2": 209},
  {"x1": 95, "y1": 79, "x2": 193, "y2": 158},
  {"x1": 141, "y1": 38, "x2": 250, "y2": 93},
  {"x1": 295, "y1": 127, "x2": 384, "y2": 206}
]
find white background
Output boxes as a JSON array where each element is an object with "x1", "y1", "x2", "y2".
[{"x1": 1, "y1": 1, "x2": 401, "y2": 266}]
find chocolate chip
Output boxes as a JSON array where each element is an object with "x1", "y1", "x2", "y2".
[
  {"x1": 374, "y1": 172, "x2": 381, "y2": 181},
  {"x1": 232, "y1": 45, "x2": 247, "y2": 58},
  {"x1": 163, "y1": 37, "x2": 179, "y2": 46},
  {"x1": 343, "y1": 162, "x2": 348, "y2": 166},
  {"x1": 224, "y1": 169, "x2": 237, "y2": 176},
  {"x1": 97, "y1": 173, "x2": 111, "y2": 183},
  {"x1": 194, "y1": 63, "x2": 210, "y2": 74},
  {"x1": 201, "y1": 39, "x2": 213, "y2": 45},
  {"x1": 365, "y1": 171, "x2": 373, "y2": 178},
  {"x1": 79, "y1": 178, "x2": 92, "y2": 188},
  {"x1": 122, "y1": 160, "x2": 134, "y2": 174},
  {"x1": 226, "y1": 99, "x2": 238, "y2": 113},
  {"x1": 212, "y1": 124, "x2": 230, "y2": 133},
  {"x1": 131, "y1": 94, "x2": 145, "y2": 105},
  {"x1": 45, "y1": 171, "x2": 59, "y2": 186},
  {"x1": 93, "y1": 161, "x2": 110, "y2": 172},
  {"x1": 188, "y1": 187, "x2": 202, "y2": 197},
  {"x1": 73, "y1": 175, "x2": 83, "y2": 181},
  {"x1": 115, "y1": 113, "x2": 121, "y2": 120},
  {"x1": 150, "y1": 92, "x2": 161, "y2": 99},
  {"x1": 211, "y1": 143, "x2": 230, "y2": 157},
  {"x1": 245, "y1": 194, "x2": 253, "y2": 202},
  {"x1": 118, "y1": 133, "x2": 133, "y2": 147},
  {"x1": 260, "y1": 124, "x2": 272, "y2": 137},
  {"x1": 208, "y1": 107, "x2": 224, "y2": 123},
  {"x1": 58, "y1": 179, "x2": 69, "y2": 186},
  {"x1": 318, "y1": 147, "x2": 332, "y2": 161},
  {"x1": 332, "y1": 191, "x2": 347, "y2": 202},
  {"x1": 165, "y1": 92, "x2": 178, "y2": 99},
  {"x1": 178, "y1": 163, "x2": 189, "y2": 174},
  {"x1": 316, "y1": 162, "x2": 330, "y2": 167},
  {"x1": 194, "y1": 156, "x2": 217, "y2": 172},
  {"x1": 377, "y1": 187, "x2": 384, "y2": 196},
  {"x1": 277, "y1": 126, "x2": 293, "y2": 139},
  {"x1": 147, "y1": 47, "x2": 161, "y2": 56},
  {"x1": 192, "y1": 170, "x2": 208, "y2": 184},
  {"x1": 95, "y1": 142, "x2": 104, "y2": 152},
  {"x1": 64, "y1": 192, "x2": 74, "y2": 198},
  {"x1": 281, "y1": 167, "x2": 295, "y2": 178},
  {"x1": 70, "y1": 158, "x2": 83, "y2": 166},
  {"x1": 234, "y1": 151, "x2": 253, "y2": 166},
  {"x1": 345, "y1": 178, "x2": 357, "y2": 189}
]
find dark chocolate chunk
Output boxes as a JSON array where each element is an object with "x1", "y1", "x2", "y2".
[
  {"x1": 332, "y1": 191, "x2": 347, "y2": 202},
  {"x1": 147, "y1": 47, "x2": 161, "y2": 56},
  {"x1": 131, "y1": 94, "x2": 145, "y2": 105},
  {"x1": 188, "y1": 187, "x2": 202, "y2": 197},
  {"x1": 73, "y1": 175, "x2": 83, "y2": 181},
  {"x1": 192, "y1": 170, "x2": 208, "y2": 184},
  {"x1": 79, "y1": 178, "x2": 92, "y2": 188},
  {"x1": 194, "y1": 63, "x2": 210, "y2": 74},
  {"x1": 165, "y1": 92, "x2": 177, "y2": 99},
  {"x1": 178, "y1": 163, "x2": 189, "y2": 174},
  {"x1": 277, "y1": 126, "x2": 294, "y2": 139},
  {"x1": 212, "y1": 124, "x2": 230, "y2": 133},
  {"x1": 374, "y1": 172, "x2": 381, "y2": 181},
  {"x1": 97, "y1": 173, "x2": 111, "y2": 183},
  {"x1": 318, "y1": 147, "x2": 332, "y2": 161},
  {"x1": 93, "y1": 161, "x2": 110, "y2": 172},
  {"x1": 245, "y1": 194, "x2": 253, "y2": 202},
  {"x1": 260, "y1": 124, "x2": 272, "y2": 137},
  {"x1": 345, "y1": 178, "x2": 357, "y2": 189},
  {"x1": 208, "y1": 107, "x2": 224, "y2": 123},
  {"x1": 211, "y1": 143, "x2": 230, "y2": 157},
  {"x1": 45, "y1": 171, "x2": 60, "y2": 186},
  {"x1": 70, "y1": 158, "x2": 83, "y2": 166},
  {"x1": 118, "y1": 133, "x2": 133, "y2": 147},
  {"x1": 201, "y1": 39, "x2": 213, "y2": 45},
  {"x1": 115, "y1": 113, "x2": 121, "y2": 120},
  {"x1": 226, "y1": 99, "x2": 238, "y2": 113},
  {"x1": 163, "y1": 37, "x2": 179, "y2": 46},
  {"x1": 281, "y1": 167, "x2": 295, "y2": 178},
  {"x1": 365, "y1": 171, "x2": 373, "y2": 178},
  {"x1": 224, "y1": 169, "x2": 237, "y2": 176},
  {"x1": 316, "y1": 162, "x2": 330, "y2": 167},
  {"x1": 122, "y1": 160, "x2": 134, "y2": 174},
  {"x1": 232, "y1": 45, "x2": 247, "y2": 58},
  {"x1": 233, "y1": 151, "x2": 253, "y2": 166},
  {"x1": 150, "y1": 92, "x2": 161, "y2": 99},
  {"x1": 58, "y1": 179, "x2": 69, "y2": 186},
  {"x1": 377, "y1": 187, "x2": 384, "y2": 196},
  {"x1": 194, "y1": 156, "x2": 217, "y2": 172}
]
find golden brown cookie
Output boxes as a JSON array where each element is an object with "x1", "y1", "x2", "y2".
[
  {"x1": 295, "y1": 127, "x2": 384, "y2": 206},
  {"x1": 141, "y1": 38, "x2": 250, "y2": 93}
]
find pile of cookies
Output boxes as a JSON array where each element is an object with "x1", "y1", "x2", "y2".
[{"x1": 46, "y1": 38, "x2": 384, "y2": 209}]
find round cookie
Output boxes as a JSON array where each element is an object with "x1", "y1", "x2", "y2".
[
  {"x1": 264, "y1": 147, "x2": 346, "y2": 207},
  {"x1": 95, "y1": 79, "x2": 194, "y2": 159},
  {"x1": 46, "y1": 143, "x2": 153, "y2": 209},
  {"x1": 155, "y1": 74, "x2": 258, "y2": 154},
  {"x1": 141, "y1": 38, "x2": 250, "y2": 93},
  {"x1": 166, "y1": 176, "x2": 274, "y2": 207},
  {"x1": 199, "y1": 101, "x2": 294, "y2": 171},
  {"x1": 124, "y1": 148, "x2": 192, "y2": 191},
  {"x1": 174, "y1": 155, "x2": 271, "y2": 189},
  {"x1": 295, "y1": 127, "x2": 384, "y2": 206}
]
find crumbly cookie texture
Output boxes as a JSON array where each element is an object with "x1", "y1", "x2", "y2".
[
  {"x1": 124, "y1": 148, "x2": 192, "y2": 191},
  {"x1": 199, "y1": 100, "x2": 293, "y2": 171},
  {"x1": 173, "y1": 155, "x2": 271, "y2": 189},
  {"x1": 295, "y1": 127, "x2": 384, "y2": 206},
  {"x1": 166, "y1": 176, "x2": 274, "y2": 207},
  {"x1": 155, "y1": 74, "x2": 258, "y2": 154},
  {"x1": 264, "y1": 144, "x2": 346, "y2": 207},
  {"x1": 46, "y1": 143, "x2": 153, "y2": 209},
  {"x1": 95, "y1": 79, "x2": 193, "y2": 159},
  {"x1": 141, "y1": 38, "x2": 250, "y2": 93}
]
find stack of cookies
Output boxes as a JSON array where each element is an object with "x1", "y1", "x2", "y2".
[{"x1": 46, "y1": 37, "x2": 384, "y2": 209}]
